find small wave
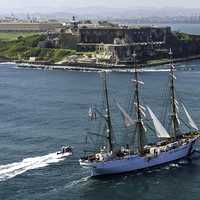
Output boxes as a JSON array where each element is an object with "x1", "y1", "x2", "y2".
[
  {"x1": 13, "y1": 66, "x2": 43, "y2": 70},
  {"x1": 64, "y1": 176, "x2": 90, "y2": 189},
  {"x1": 139, "y1": 68, "x2": 170, "y2": 72},
  {"x1": 16, "y1": 63, "x2": 172, "y2": 73},
  {"x1": 169, "y1": 163, "x2": 179, "y2": 168},
  {"x1": 0, "y1": 62, "x2": 16, "y2": 65},
  {"x1": 0, "y1": 152, "x2": 66, "y2": 181}
]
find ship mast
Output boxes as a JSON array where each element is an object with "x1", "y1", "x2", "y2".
[
  {"x1": 133, "y1": 52, "x2": 145, "y2": 155},
  {"x1": 169, "y1": 49, "x2": 179, "y2": 138},
  {"x1": 102, "y1": 72, "x2": 113, "y2": 152}
]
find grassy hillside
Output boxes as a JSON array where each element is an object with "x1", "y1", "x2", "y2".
[
  {"x1": 0, "y1": 33, "x2": 76, "y2": 63},
  {"x1": 0, "y1": 32, "x2": 41, "y2": 41}
]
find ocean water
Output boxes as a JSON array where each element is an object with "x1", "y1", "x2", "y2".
[
  {"x1": 0, "y1": 60, "x2": 200, "y2": 200},
  {"x1": 168, "y1": 23, "x2": 200, "y2": 35},
  {"x1": 135, "y1": 23, "x2": 200, "y2": 35},
  {"x1": 159, "y1": 23, "x2": 200, "y2": 35}
]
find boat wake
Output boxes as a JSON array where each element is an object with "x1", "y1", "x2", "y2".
[{"x1": 0, "y1": 152, "x2": 66, "y2": 181}]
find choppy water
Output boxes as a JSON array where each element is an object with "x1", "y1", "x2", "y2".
[
  {"x1": 0, "y1": 60, "x2": 200, "y2": 200},
  {"x1": 154, "y1": 23, "x2": 200, "y2": 35},
  {"x1": 168, "y1": 23, "x2": 200, "y2": 35},
  {"x1": 132, "y1": 23, "x2": 200, "y2": 35}
]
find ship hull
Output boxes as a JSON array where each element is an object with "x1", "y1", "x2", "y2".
[{"x1": 81, "y1": 138, "x2": 198, "y2": 177}]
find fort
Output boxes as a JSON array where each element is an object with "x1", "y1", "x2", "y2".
[{"x1": 77, "y1": 26, "x2": 170, "y2": 64}]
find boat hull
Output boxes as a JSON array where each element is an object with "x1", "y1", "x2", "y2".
[
  {"x1": 81, "y1": 138, "x2": 198, "y2": 177},
  {"x1": 56, "y1": 152, "x2": 72, "y2": 159}
]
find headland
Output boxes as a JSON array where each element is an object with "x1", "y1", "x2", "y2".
[{"x1": 1, "y1": 18, "x2": 200, "y2": 70}]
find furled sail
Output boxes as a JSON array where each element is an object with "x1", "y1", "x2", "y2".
[
  {"x1": 176, "y1": 114, "x2": 181, "y2": 125},
  {"x1": 174, "y1": 99, "x2": 179, "y2": 112},
  {"x1": 147, "y1": 106, "x2": 171, "y2": 138},
  {"x1": 116, "y1": 102, "x2": 135, "y2": 127},
  {"x1": 88, "y1": 107, "x2": 92, "y2": 117},
  {"x1": 134, "y1": 103, "x2": 146, "y2": 117},
  {"x1": 170, "y1": 73, "x2": 177, "y2": 80},
  {"x1": 132, "y1": 79, "x2": 144, "y2": 85},
  {"x1": 182, "y1": 104, "x2": 198, "y2": 130},
  {"x1": 88, "y1": 106, "x2": 97, "y2": 120}
]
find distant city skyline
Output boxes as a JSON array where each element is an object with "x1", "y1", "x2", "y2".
[{"x1": 1, "y1": 0, "x2": 200, "y2": 13}]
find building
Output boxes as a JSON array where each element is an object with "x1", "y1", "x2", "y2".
[{"x1": 0, "y1": 22, "x2": 63, "y2": 32}]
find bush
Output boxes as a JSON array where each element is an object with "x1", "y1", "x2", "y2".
[{"x1": 176, "y1": 32, "x2": 193, "y2": 43}]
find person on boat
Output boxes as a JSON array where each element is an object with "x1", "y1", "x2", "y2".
[
  {"x1": 154, "y1": 148, "x2": 158, "y2": 156},
  {"x1": 62, "y1": 146, "x2": 65, "y2": 153}
]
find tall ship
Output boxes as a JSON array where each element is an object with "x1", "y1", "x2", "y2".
[{"x1": 79, "y1": 50, "x2": 200, "y2": 177}]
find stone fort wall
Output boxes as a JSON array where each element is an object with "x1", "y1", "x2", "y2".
[{"x1": 79, "y1": 26, "x2": 171, "y2": 44}]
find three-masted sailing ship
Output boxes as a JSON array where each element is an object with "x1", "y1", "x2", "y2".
[{"x1": 79, "y1": 49, "x2": 200, "y2": 177}]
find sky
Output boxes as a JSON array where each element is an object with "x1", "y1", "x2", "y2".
[{"x1": 1, "y1": 0, "x2": 200, "y2": 13}]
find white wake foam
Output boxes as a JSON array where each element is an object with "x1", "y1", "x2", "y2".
[
  {"x1": 64, "y1": 176, "x2": 90, "y2": 189},
  {"x1": 15, "y1": 64, "x2": 171, "y2": 73},
  {"x1": 0, "y1": 152, "x2": 65, "y2": 181}
]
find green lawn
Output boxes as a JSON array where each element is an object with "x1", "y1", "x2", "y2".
[{"x1": 0, "y1": 32, "x2": 41, "y2": 41}]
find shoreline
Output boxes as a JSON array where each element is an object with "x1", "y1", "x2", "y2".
[{"x1": 2, "y1": 54, "x2": 200, "y2": 72}]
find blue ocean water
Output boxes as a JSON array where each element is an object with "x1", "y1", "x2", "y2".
[
  {"x1": 136, "y1": 23, "x2": 200, "y2": 35},
  {"x1": 168, "y1": 23, "x2": 200, "y2": 35},
  {"x1": 0, "y1": 60, "x2": 200, "y2": 200}
]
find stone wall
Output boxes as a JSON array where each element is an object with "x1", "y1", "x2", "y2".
[
  {"x1": 58, "y1": 33, "x2": 79, "y2": 49},
  {"x1": 96, "y1": 43, "x2": 165, "y2": 64},
  {"x1": 38, "y1": 32, "x2": 78, "y2": 49},
  {"x1": 79, "y1": 26, "x2": 170, "y2": 44}
]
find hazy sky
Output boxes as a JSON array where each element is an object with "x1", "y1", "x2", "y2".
[{"x1": 1, "y1": 0, "x2": 200, "y2": 13}]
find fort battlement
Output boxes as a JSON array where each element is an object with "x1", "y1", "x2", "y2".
[
  {"x1": 78, "y1": 26, "x2": 170, "y2": 48},
  {"x1": 77, "y1": 26, "x2": 171, "y2": 63}
]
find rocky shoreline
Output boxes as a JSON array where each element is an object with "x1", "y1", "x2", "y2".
[{"x1": 7, "y1": 54, "x2": 200, "y2": 72}]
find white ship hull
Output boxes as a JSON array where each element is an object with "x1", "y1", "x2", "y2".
[
  {"x1": 80, "y1": 138, "x2": 198, "y2": 177},
  {"x1": 56, "y1": 151, "x2": 72, "y2": 159}
]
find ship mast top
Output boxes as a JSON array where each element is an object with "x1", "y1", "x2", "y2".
[
  {"x1": 133, "y1": 52, "x2": 145, "y2": 155},
  {"x1": 133, "y1": 52, "x2": 142, "y2": 123},
  {"x1": 169, "y1": 49, "x2": 179, "y2": 138}
]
